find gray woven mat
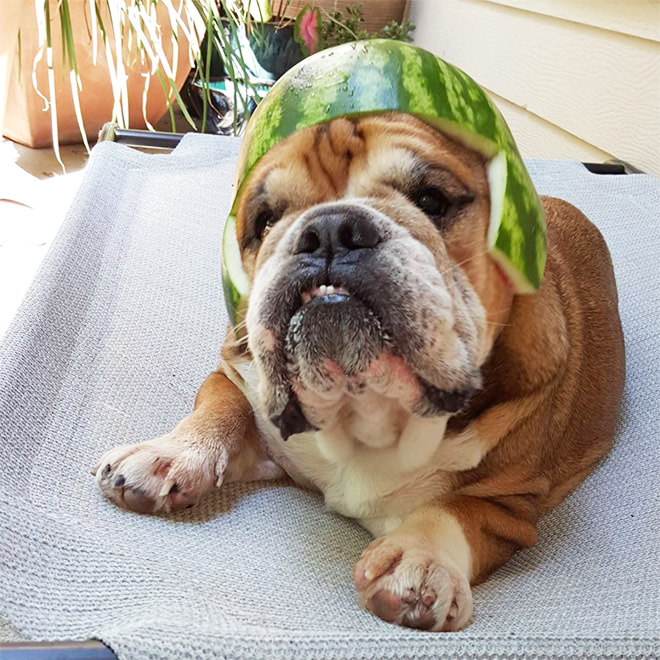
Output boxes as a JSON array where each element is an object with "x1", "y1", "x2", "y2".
[{"x1": 1, "y1": 135, "x2": 658, "y2": 659}]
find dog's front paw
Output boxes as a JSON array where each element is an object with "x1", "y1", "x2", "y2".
[
  {"x1": 354, "y1": 536, "x2": 473, "y2": 631},
  {"x1": 92, "y1": 434, "x2": 226, "y2": 514}
]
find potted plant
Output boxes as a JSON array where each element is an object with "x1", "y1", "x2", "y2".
[
  {"x1": 188, "y1": 0, "x2": 415, "y2": 134},
  {"x1": 0, "y1": 0, "x2": 413, "y2": 160},
  {"x1": 0, "y1": 0, "x2": 210, "y2": 160}
]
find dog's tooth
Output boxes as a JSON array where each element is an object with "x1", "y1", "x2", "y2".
[
  {"x1": 326, "y1": 285, "x2": 335, "y2": 295},
  {"x1": 319, "y1": 285, "x2": 327, "y2": 296}
]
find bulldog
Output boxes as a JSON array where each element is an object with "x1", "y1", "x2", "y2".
[{"x1": 93, "y1": 113, "x2": 624, "y2": 631}]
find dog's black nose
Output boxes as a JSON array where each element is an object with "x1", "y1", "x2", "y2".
[{"x1": 294, "y1": 211, "x2": 382, "y2": 258}]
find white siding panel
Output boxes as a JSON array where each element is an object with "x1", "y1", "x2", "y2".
[
  {"x1": 410, "y1": 0, "x2": 660, "y2": 175},
  {"x1": 487, "y1": 90, "x2": 616, "y2": 163},
  {"x1": 483, "y1": 0, "x2": 660, "y2": 42}
]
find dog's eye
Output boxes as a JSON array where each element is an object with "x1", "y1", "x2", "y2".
[
  {"x1": 413, "y1": 187, "x2": 450, "y2": 221},
  {"x1": 255, "y1": 209, "x2": 277, "y2": 240}
]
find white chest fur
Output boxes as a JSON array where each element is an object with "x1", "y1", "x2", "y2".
[
  {"x1": 285, "y1": 418, "x2": 449, "y2": 515},
  {"x1": 228, "y1": 360, "x2": 485, "y2": 536}
]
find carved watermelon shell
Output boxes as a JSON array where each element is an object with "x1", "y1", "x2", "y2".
[{"x1": 222, "y1": 39, "x2": 547, "y2": 324}]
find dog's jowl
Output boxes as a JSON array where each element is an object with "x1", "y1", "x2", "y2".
[{"x1": 93, "y1": 113, "x2": 624, "y2": 631}]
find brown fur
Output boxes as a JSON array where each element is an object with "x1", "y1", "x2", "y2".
[{"x1": 441, "y1": 197, "x2": 625, "y2": 583}]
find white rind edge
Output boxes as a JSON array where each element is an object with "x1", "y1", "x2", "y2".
[
  {"x1": 485, "y1": 151, "x2": 535, "y2": 294},
  {"x1": 486, "y1": 151, "x2": 507, "y2": 253},
  {"x1": 222, "y1": 215, "x2": 250, "y2": 297}
]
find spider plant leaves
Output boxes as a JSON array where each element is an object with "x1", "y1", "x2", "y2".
[
  {"x1": 226, "y1": 0, "x2": 273, "y2": 23},
  {"x1": 38, "y1": 0, "x2": 65, "y2": 170},
  {"x1": 17, "y1": 29, "x2": 22, "y2": 80},
  {"x1": 59, "y1": 0, "x2": 91, "y2": 152},
  {"x1": 59, "y1": 0, "x2": 77, "y2": 73},
  {"x1": 25, "y1": 0, "x2": 266, "y2": 169}
]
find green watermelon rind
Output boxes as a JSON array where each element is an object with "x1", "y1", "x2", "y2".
[
  {"x1": 223, "y1": 39, "x2": 547, "y2": 322},
  {"x1": 222, "y1": 214, "x2": 249, "y2": 325}
]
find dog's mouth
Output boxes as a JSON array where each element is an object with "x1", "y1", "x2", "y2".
[
  {"x1": 269, "y1": 281, "x2": 475, "y2": 439},
  {"x1": 286, "y1": 281, "x2": 391, "y2": 370},
  {"x1": 300, "y1": 284, "x2": 351, "y2": 306}
]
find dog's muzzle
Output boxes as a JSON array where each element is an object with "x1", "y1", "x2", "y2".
[
  {"x1": 285, "y1": 205, "x2": 389, "y2": 374},
  {"x1": 255, "y1": 203, "x2": 480, "y2": 439}
]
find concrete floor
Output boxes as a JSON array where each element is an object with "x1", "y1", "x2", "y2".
[{"x1": 0, "y1": 138, "x2": 88, "y2": 338}]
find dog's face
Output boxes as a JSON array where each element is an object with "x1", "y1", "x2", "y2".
[{"x1": 236, "y1": 113, "x2": 512, "y2": 441}]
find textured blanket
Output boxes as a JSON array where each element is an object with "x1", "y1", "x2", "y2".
[{"x1": 1, "y1": 135, "x2": 658, "y2": 659}]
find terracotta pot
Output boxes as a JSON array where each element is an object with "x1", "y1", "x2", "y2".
[
  {"x1": 0, "y1": 1, "x2": 23, "y2": 138},
  {"x1": 276, "y1": 0, "x2": 411, "y2": 34},
  {"x1": 0, "y1": 0, "x2": 195, "y2": 148}
]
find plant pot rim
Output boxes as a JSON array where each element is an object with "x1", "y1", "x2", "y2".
[{"x1": 192, "y1": 77, "x2": 274, "y2": 87}]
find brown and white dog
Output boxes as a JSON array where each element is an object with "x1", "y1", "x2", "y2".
[{"x1": 93, "y1": 113, "x2": 625, "y2": 632}]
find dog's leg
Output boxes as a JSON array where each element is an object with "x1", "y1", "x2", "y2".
[
  {"x1": 92, "y1": 370, "x2": 283, "y2": 514},
  {"x1": 354, "y1": 496, "x2": 537, "y2": 631}
]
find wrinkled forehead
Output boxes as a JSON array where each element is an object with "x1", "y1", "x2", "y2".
[{"x1": 238, "y1": 113, "x2": 489, "y2": 208}]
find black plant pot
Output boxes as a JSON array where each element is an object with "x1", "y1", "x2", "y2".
[
  {"x1": 188, "y1": 78, "x2": 272, "y2": 136},
  {"x1": 199, "y1": 21, "x2": 304, "y2": 82},
  {"x1": 187, "y1": 21, "x2": 303, "y2": 136},
  {"x1": 248, "y1": 23, "x2": 305, "y2": 79}
]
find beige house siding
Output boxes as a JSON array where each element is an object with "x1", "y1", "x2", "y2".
[{"x1": 409, "y1": 0, "x2": 660, "y2": 176}]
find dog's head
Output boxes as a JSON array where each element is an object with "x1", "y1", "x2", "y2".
[{"x1": 233, "y1": 113, "x2": 514, "y2": 441}]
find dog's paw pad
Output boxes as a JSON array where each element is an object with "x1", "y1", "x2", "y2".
[{"x1": 354, "y1": 536, "x2": 473, "y2": 631}]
